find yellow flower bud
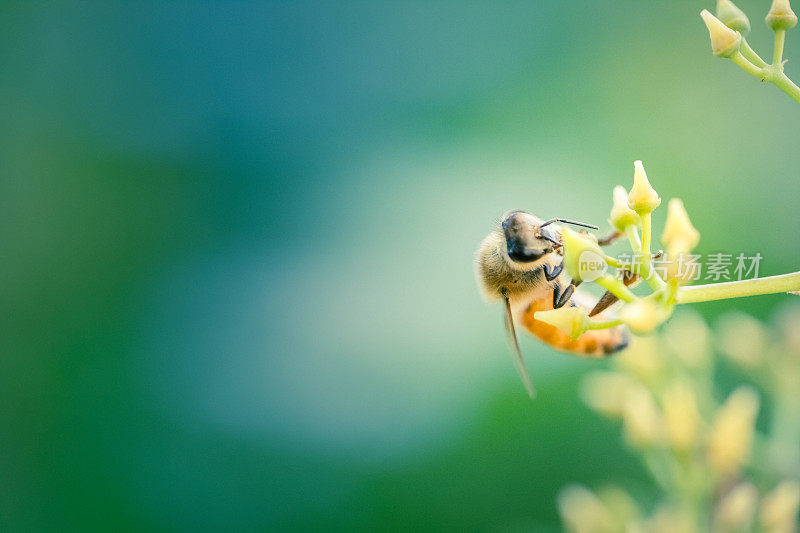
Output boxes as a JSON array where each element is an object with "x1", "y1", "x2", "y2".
[
  {"x1": 616, "y1": 336, "x2": 665, "y2": 385},
  {"x1": 717, "y1": 0, "x2": 751, "y2": 34},
  {"x1": 760, "y1": 480, "x2": 800, "y2": 533},
  {"x1": 662, "y1": 310, "x2": 711, "y2": 369},
  {"x1": 776, "y1": 304, "x2": 800, "y2": 355},
  {"x1": 701, "y1": 9, "x2": 743, "y2": 57},
  {"x1": 561, "y1": 227, "x2": 606, "y2": 282},
  {"x1": 707, "y1": 386, "x2": 760, "y2": 478},
  {"x1": 622, "y1": 384, "x2": 663, "y2": 448},
  {"x1": 766, "y1": 0, "x2": 798, "y2": 31},
  {"x1": 609, "y1": 185, "x2": 641, "y2": 231},
  {"x1": 557, "y1": 485, "x2": 616, "y2": 533},
  {"x1": 596, "y1": 486, "x2": 640, "y2": 529},
  {"x1": 535, "y1": 306, "x2": 589, "y2": 340},
  {"x1": 662, "y1": 380, "x2": 700, "y2": 451},
  {"x1": 662, "y1": 198, "x2": 700, "y2": 282},
  {"x1": 579, "y1": 371, "x2": 635, "y2": 418},
  {"x1": 627, "y1": 160, "x2": 661, "y2": 214},
  {"x1": 662, "y1": 199, "x2": 700, "y2": 253},
  {"x1": 716, "y1": 312, "x2": 767, "y2": 369},
  {"x1": 714, "y1": 483, "x2": 758, "y2": 532},
  {"x1": 647, "y1": 504, "x2": 695, "y2": 533},
  {"x1": 620, "y1": 298, "x2": 663, "y2": 334}
]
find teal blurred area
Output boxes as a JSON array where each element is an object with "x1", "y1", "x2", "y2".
[{"x1": 0, "y1": 1, "x2": 797, "y2": 530}]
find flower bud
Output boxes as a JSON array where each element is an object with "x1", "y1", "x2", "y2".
[
  {"x1": 775, "y1": 304, "x2": 800, "y2": 355},
  {"x1": 596, "y1": 486, "x2": 640, "y2": 529},
  {"x1": 622, "y1": 384, "x2": 663, "y2": 448},
  {"x1": 561, "y1": 227, "x2": 606, "y2": 282},
  {"x1": 648, "y1": 505, "x2": 695, "y2": 533},
  {"x1": 766, "y1": 0, "x2": 798, "y2": 31},
  {"x1": 717, "y1": 0, "x2": 751, "y2": 34},
  {"x1": 579, "y1": 371, "x2": 635, "y2": 418},
  {"x1": 662, "y1": 199, "x2": 700, "y2": 251},
  {"x1": 662, "y1": 310, "x2": 711, "y2": 369},
  {"x1": 535, "y1": 306, "x2": 589, "y2": 340},
  {"x1": 701, "y1": 9, "x2": 743, "y2": 57},
  {"x1": 760, "y1": 480, "x2": 800, "y2": 533},
  {"x1": 609, "y1": 185, "x2": 641, "y2": 232},
  {"x1": 662, "y1": 380, "x2": 700, "y2": 451},
  {"x1": 662, "y1": 199, "x2": 700, "y2": 282},
  {"x1": 716, "y1": 312, "x2": 767, "y2": 369},
  {"x1": 620, "y1": 298, "x2": 663, "y2": 334},
  {"x1": 617, "y1": 336, "x2": 664, "y2": 385},
  {"x1": 714, "y1": 483, "x2": 758, "y2": 532},
  {"x1": 627, "y1": 160, "x2": 661, "y2": 214},
  {"x1": 557, "y1": 485, "x2": 615, "y2": 533},
  {"x1": 707, "y1": 386, "x2": 760, "y2": 478}
]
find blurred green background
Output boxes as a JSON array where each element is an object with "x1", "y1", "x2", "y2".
[{"x1": 1, "y1": 1, "x2": 798, "y2": 530}]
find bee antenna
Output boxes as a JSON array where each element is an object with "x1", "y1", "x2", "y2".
[
  {"x1": 540, "y1": 218, "x2": 600, "y2": 230},
  {"x1": 541, "y1": 235, "x2": 562, "y2": 246}
]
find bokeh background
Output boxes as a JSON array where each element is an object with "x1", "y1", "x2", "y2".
[{"x1": 1, "y1": 1, "x2": 798, "y2": 530}]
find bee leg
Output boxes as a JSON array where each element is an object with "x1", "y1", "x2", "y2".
[
  {"x1": 543, "y1": 263, "x2": 563, "y2": 282},
  {"x1": 552, "y1": 282, "x2": 575, "y2": 309}
]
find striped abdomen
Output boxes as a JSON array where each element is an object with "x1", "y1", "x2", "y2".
[{"x1": 519, "y1": 291, "x2": 629, "y2": 358}]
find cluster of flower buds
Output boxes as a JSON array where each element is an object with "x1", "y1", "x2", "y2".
[
  {"x1": 561, "y1": 310, "x2": 800, "y2": 532},
  {"x1": 536, "y1": 160, "x2": 698, "y2": 338},
  {"x1": 701, "y1": 0, "x2": 800, "y2": 104}
]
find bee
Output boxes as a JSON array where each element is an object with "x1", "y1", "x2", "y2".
[{"x1": 474, "y1": 210, "x2": 631, "y2": 397}]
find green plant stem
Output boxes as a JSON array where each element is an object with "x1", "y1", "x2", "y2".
[
  {"x1": 630, "y1": 214, "x2": 666, "y2": 291},
  {"x1": 641, "y1": 212, "x2": 652, "y2": 257},
  {"x1": 731, "y1": 51, "x2": 800, "y2": 104},
  {"x1": 677, "y1": 270, "x2": 800, "y2": 304},
  {"x1": 731, "y1": 50, "x2": 764, "y2": 77},
  {"x1": 772, "y1": 71, "x2": 800, "y2": 103},
  {"x1": 587, "y1": 317, "x2": 623, "y2": 330},
  {"x1": 625, "y1": 225, "x2": 641, "y2": 249},
  {"x1": 774, "y1": 29, "x2": 786, "y2": 66},
  {"x1": 596, "y1": 275, "x2": 637, "y2": 303},
  {"x1": 741, "y1": 37, "x2": 768, "y2": 68}
]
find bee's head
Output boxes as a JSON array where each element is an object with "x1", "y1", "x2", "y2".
[{"x1": 500, "y1": 210, "x2": 560, "y2": 268}]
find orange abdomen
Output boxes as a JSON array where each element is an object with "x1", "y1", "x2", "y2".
[{"x1": 519, "y1": 294, "x2": 629, "y2": 358}]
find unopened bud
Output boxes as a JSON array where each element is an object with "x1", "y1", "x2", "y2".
[
  {"x1": 622, "y1": 384, "x2": 663, "y2": 447},
  {"x1": 662, "y1": 199, "x2": 700, "y2": 282},
  {"x1": 766, "y1": 0, "x2": 798, "y2": 31},
  {"x1": 717, "y1": 312, "x2": 767, "y2": 369},
  {"x1": 561, "y1": 227, "x2": 605, "y2": 282},
  {"x1": 558, "y1": 485, "x2": 615, "y2": 533},
  {"x1": 760, "y1": 481, "x2": 800, "y2": 533},
  {"x1": 628, "y1": 160, "x2": 661, "y2": 214},
  {"x1": 662, "y1": 199, "x2": 700, "y2": 252},
  {"x1": 535, "y1": 306, "x2": 589, "y2": 340},
  {"x1": 662, "y1": 380, "x2": 700, "y2": 451},
  {"x1": 714, "y1": 483, "x2": 758, "y2": 532},
  {"x1": 701, "y1": 9, "x2": 743, "y2": 57},
  {"x1": 717, "y1": 0, "x2": 751, "y2": 34},
  {"x1": 610, "y1": 185, "x2": 641, "y2": 231},
  {"x1": 620, "y1": 298, "x2": 663, "y2": 334},
  {"x1": 708, "y1": 386, "x2": 760, "y2": 477},
  {"x1": 579, "y1": 371, "x2": 635, "y2": 418}
]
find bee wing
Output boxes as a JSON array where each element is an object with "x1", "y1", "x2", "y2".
[{"x1": 504, "y1": 297, "x2": 536, "y2": 399}]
